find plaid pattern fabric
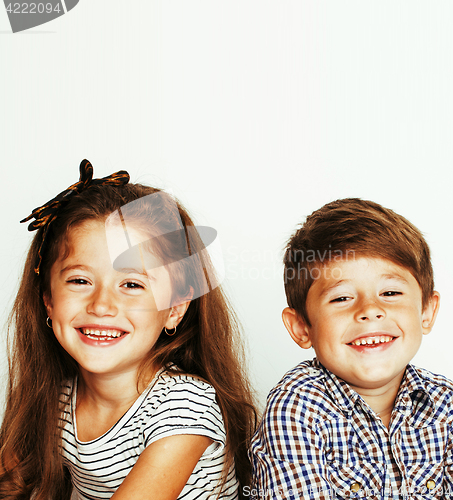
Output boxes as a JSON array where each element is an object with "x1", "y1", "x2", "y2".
[{"x1": 250, "y1": 359, "x2": 453, "y2": 499}]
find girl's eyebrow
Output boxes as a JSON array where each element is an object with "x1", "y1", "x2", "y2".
[
  {"x1": 117, "y1": 267, "x2": 148, "y2": 277},
  {"x1": 59, "y1": 264, "x2": 149, "y2": 277},
  {"x1": 60, "y1": 264, "x2": 94, "y2": 275}
]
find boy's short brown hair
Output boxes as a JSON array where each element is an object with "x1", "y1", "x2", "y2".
[{"x1": 283, "y1": 198, "x2": 434, "y2": 326}]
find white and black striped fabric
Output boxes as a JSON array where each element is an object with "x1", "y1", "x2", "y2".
[{"x1": 59, "y1": 367, "x2": 239, "y2": 500}]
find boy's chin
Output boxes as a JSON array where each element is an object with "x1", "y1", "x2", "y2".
[{"x1": 341, "y1": 370, "x2": 407, "y2": 393}]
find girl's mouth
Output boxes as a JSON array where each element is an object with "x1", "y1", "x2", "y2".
[{"x1": 78, "y1": 328, "x2": 127, "y2": 341}]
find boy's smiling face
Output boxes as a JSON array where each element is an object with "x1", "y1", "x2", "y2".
[{"x1": 283, "y1": 256, "x2": 440, "y2": 395}]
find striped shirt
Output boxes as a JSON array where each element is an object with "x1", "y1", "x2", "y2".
[
  {"x1": 59, "y1": 367, "x2": 239, "y2": 500},
  {"x1": 250, "y1": 359, "x2": 453, "y2": 499}
]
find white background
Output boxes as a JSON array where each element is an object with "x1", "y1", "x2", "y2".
[{"x1": 1, "y1": 2, "x2": 453, "y2": 414}]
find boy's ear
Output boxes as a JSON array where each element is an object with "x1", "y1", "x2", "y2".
[
  {"x1": 421, "y1": 291, "x2": 440, "y2": 335},
  {"x1": 165, "y1": 287, "x2": 193, "y2": 330},
  {"x1": 282, "y1": 307, "x2": 312, "y2": 349}
]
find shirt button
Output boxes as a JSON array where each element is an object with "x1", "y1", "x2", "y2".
[
  {"x1": 350, "y1": 482, "x2": 361, "y2": 492},
  {"x1": 426, "y1": 480, "x2": 436, "y2": 490}
]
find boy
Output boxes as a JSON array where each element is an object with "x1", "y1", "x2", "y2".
[{"x1": 250, "y1": 198, "x2": 453, "y2": 499}]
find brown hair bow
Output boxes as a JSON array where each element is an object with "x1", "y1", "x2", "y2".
[{"x1": 21, "y1": 159, "x2": 130, "y2": 275}]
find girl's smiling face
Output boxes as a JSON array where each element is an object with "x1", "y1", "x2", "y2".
[
  {"x1": 284, "y1": 256, "x2": 440, "y2": 396},
  {"x1": 44, "y1": 219, "x2": 181, "y2": 379}
]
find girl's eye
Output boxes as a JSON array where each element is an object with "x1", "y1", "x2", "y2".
[
  {"x1": 122, "y1": 282, "x2": 144, "y2": 289},
  {"x1": 67, "y1": 278, "x2": 89, "y2": 285}
]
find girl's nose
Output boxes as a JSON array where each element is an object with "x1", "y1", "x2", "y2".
[
  {"x1": 355, "y1": 299, "x2": 386, "y2": 322},
  {"x1": 86, "y1": 285, "x2": 118, "y2": 317}
]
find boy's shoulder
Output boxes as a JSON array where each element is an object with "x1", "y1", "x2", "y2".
[
  {"x1": 411, "y1": 363, "x2": 453, "y2": 383},
  {"x1": 264, "y1": 358, "x2": 341, "y2": 419},
  {"x1": 402, "y1": 364, "x2": 453, "y2": 424},
  {"x1": 407, "y1": 364, "x2": 453, "y2": 400},
  {"x1": 270, "y1": 358, "x2": 325, "y2": 394}
]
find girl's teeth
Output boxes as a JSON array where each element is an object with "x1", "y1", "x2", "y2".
[{"x1": 81, "y1": 328, "x2": 123, "y2": 339}]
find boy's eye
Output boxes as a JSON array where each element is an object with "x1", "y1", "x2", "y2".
[
  {"x1": 330, "y1": 296, "x2": 350, "y2": 303},
  {"x1": 382, "y1": 291, "x2": 402, "y2": 297}
]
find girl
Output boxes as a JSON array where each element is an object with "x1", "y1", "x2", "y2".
[{"x1": 0, "y1": 160, "x2": 256, "y2": 500}]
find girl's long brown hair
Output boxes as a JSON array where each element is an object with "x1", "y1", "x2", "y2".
[{"x1": 0, "y1": 183, "x2": 257, "y2": 499}]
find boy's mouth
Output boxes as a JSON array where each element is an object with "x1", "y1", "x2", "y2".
[
  {"x1": 348, "y1": 335, "x2": 395, "y2": 346},
  {"x1": 78, "y1": 328, "x2": 127, "y2": 341}
]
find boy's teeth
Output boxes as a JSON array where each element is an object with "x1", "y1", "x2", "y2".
[
  {"x1": 351, "y1": 335, "x2": 393, "y2": 346},
  {"x1": 81, "y1": 328, "x2": 123, "y2": 338}
]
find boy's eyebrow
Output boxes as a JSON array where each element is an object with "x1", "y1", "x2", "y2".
[
  {"x1": 320, "y1": 280, "x2": 349, "y2": 296},
  {"x1": 320, "y1": 273, "x2": 410, "y2": 296},
  {"x1": 380, "y1": 273, "x2": 410, "y2": 284}
]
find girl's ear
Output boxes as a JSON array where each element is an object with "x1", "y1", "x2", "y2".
[
  {"x1": 43, "y1": 293, "x2": 53, "y2": 318},
  {"x1": 165, "y1": 287, "x2": 193, "y2": 329},
  {"x1": 282, "y1": 307, "x2": 313, "y2": 349},
  {"x1": 422, "y1": 291, "x2": 440, "y2": 335}
]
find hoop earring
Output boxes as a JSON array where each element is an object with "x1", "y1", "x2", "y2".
[
  {"x1": 46, "y1": 317, "x2": 53, "y2": 328},
  {"x1": 164, "y1": 326, "x2": 177, "y2": 336}
]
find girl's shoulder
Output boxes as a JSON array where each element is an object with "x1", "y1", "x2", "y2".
[
  {"x1": 142, "y1": 365, "x2": 226, "y2": 449},
  {"x1": 157, "y1": 364, "x2": 213, "y2": 388},
  {"x1": 148, "y1": 365, "x2": 218, "y2": 408}
]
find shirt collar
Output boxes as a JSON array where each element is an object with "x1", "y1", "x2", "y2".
[
  {"x1": 312, "y1": 358, "x2": 361, "y2": 414},
  {"x1": 313, "y1": 360, "x2": 436, "y2": 417},
  {"x1": 393, "y1": 364, "x2": 436, "y2": 415}
]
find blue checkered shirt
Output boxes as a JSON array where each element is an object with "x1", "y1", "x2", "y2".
[{"x1": 250, "y1": 359, "x2": 453, "y2": 499}]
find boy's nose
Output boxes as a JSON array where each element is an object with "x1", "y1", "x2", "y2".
[
  {"x1": 355, "y1": 300, "x2": 385, "y2": 322},
  {"x1": 87, "y1": 286, "x2": 118, "y2": 317}
]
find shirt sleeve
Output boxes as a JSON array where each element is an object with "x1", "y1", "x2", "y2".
[
  {"x1": 443, "y1": 411, "x2": 453, "y2": 497},
  {"x1": 250, "y1": 388, "x2": 332, "y2": 500},
  {"x1": 143, "y1": 376, "x2": 226, "y2": 459}
]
